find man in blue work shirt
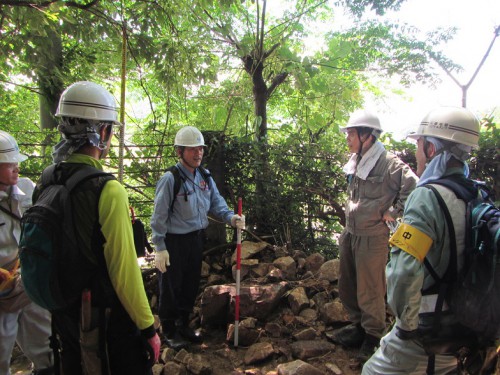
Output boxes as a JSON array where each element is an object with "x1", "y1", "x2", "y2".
[{"x1": 151, "y1": 126, "x2": 244, "y2": 349}]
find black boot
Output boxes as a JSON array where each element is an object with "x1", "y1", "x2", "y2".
[
  {"x1": 331, "y1": 322, "x2": 366, "y2": 348},
  {"x1": 31, "y1": 367, "x2": 54, "y2": 375},
  {"x1": 356, "y1": 333, "x2": 380, "y2": 363},
  {"x1": 162, "y1": 319, "x2": 189, "y2": 350},
  {"x1": 177, "y1": 316, "x2": 203, "y2": 343}
]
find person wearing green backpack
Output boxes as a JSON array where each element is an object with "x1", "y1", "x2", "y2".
[
  {"x1": 41, "y1": 81, "x2": 160, "y2": 374},
  {"x1": 363, "y1": 107, "x2": 498, "y2": 374}
]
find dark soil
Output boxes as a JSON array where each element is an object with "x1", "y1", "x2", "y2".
[{"x1": 11, "y1": 331, "x2": 363, "y2": 375}]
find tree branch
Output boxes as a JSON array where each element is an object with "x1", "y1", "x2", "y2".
[
  {"x1": 0, "y1": 0, "x2": 99, "y2": 9},
  {"x1": 0, "y1": 79, "x2": 41, "y2": 94},
  {"x1": 464, "y1": 25, "x2": 500, "y2": 89},
  {"x1": 266, "y1": 72, "x2": 288, "y2": 98}
]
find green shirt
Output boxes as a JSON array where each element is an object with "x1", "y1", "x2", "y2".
[{"x1": 65, "y1": 154, "x2": 154, "y2": 331}]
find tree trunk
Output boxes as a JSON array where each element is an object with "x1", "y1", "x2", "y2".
[
  {"x1": 34, "y1": 26, "x2": 64, "y2": 157},
  {"x1": 243, "y1": 53, "x2": 272, "y2": 235},
  {"x1": 35, "y1": 27, "x2": 64, "y2": 129},
  {"x1": 203, "y1": 131, "x2": 230, "y2": 248}
]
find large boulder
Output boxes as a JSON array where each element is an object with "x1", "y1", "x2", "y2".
[{"x1": 200, "y1": 282, "x2": 289, "y2": 325}]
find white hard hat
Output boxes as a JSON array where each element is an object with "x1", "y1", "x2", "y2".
[
  {"x1": 340, "y1": 110, "x2": 383, "y2": 137},
  {"x1": 174, "y1": 126, "x2": 205, "y2": 147},
  {"x1": 407, "y1": 107, "x2": 480, "y2": 148},
  {"x1": 55, "y1": 81, "x2": 121, "y2": 125},
  {"x1": 0, "y1": 130, "x2": 28, "y2": 163}
]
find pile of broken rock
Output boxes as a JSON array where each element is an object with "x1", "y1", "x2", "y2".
[{"x1": 145, "y1": 241, "x2": 367, "y2": 375}]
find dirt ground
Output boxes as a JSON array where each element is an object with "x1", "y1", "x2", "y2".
[
  {"x1": 10, "y1": 328, "x2": 363, "y2": 375},
  {"x1": 9, "y1": 263, "x2": 365, "y2": 374},
  {"x1": 9, "y1": 261, "x2": 498, "y2": 374}
]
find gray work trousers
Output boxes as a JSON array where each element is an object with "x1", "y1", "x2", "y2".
[
  {"x1": 1, "y1": 301, "x2": 52, "y2": 375},
  {"x1": 362, "y1": 327, "x2": 457, "y2": 374},
  {"x1": 338, "y1": 230, "x2": 389, "y2": 338}
]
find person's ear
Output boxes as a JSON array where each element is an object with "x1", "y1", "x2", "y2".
[
  {"x1": 100, "y1": 125, "x2": 112, "y2": 141},
  {"x1": 426, "y1": 141, "x2": 437, "y2": 158}
]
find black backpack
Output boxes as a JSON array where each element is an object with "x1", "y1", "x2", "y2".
[
  {"x1": 424, "y1": 177, "x2": 500, "y2": 342},
  {"x1": 19, "y1": 164, "x2": 115, "y2": 311},
  {"x1": 167, "y1": 165, "x2": 211, "y2": 212}
]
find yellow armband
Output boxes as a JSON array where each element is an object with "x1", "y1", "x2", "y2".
[{"x1": 389, "y1": 223, "x2": 433, "y2": 262}]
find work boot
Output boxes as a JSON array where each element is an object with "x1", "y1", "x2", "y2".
[
  {"x1": 177, "y1": 318, "x2": 203, "y2": 343},
  {"x1": 162, "y1": 320, "x2": 189, "y2": 350},
  {"x1": 356, "y1": 334, "x2": 380, "y2": 363},
  {"x1": 331, "y1": 323, "x2": 366, "y2": 348},
  {"x1": 164, "y1": 331, "x2": 189, "y2": 350},
  {"x1": 31, "y1": 367, "x2": 54, "y2": 375}
]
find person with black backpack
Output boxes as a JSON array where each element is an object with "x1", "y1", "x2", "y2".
[
  {"x1": 0, "y1": 131, "x2": 53, "y2": 375},
  {"x1": 151, "y1": 126, "x2": 245, "y2": 350},
  {"x1": 363, "y1": 107, "x2": 498, "y2": 374},
  {"x1": 32, "y1": 81, "x2": 160, "y2": 374}
]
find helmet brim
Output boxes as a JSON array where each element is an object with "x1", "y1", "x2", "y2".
[
  {"x1": 175, "y1": 142, "x2": 206, "y2": 147},
  {"x1": 15, "y1": 153, "x2": 28, "y2": 162},
  {"x1": 0, "y1": 153, "x2": 28, "y2": 163},
  {"x1": 406, "y1": 132, "x2": 419, "y2": 141},
  {"x1": 340, "y1": 125, "x2": 383, "y2": 131}
]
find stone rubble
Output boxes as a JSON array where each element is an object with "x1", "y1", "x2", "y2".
[{"x1": 146, "y1": 240, "x2": 365, "y2": 375}]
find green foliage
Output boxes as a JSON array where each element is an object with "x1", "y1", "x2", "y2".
[
  {"x1": 381, "y1": 133, "x2": 417, "y2": 171},
  {"x1": 224, "y1": 127, "x2": 349, "y2": 254},
  {"x1": 322, "y1": 21, "x2": 459, "y2": 87},
  {"x1": 1, "y1": 0, "x2": 498, "y2": 254},
  {"x1": 340, "y1": 0, "x2": 407, "y2": 16},
  {"x1": 470, "y1": 115, "x2": 499, "y2": 199}
]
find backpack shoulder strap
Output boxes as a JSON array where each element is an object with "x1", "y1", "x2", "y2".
[
  {"x1": 167, "y1": 165, "x2": 183, "y2": 194},
  {"x1": 65, "y1": 165, "x2": 114, "y2": 192},
  {"x1": 40, "y1": 164, "x2": 114, "y2": 192},
  {"x1": 427, "y1": 176, "x2": 477, "y2": 202},
  {"x1": 40, "y1": 164, "x2": 57, "y2": 187},
  {"x1": 198, "y1": 166, "x2": 212, "y2": 188},
  {"x1": 166, "y1": 165, "x2": 183, "y2": 212},
  {"x1": 423, "y1": 184, "x2": 458, "y2": 332},
  {"x1": 424, "y1": 185, "x2": 458, "y2": 281}
]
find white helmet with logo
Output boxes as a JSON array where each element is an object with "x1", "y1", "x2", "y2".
[
  {"x1": 0, "y1": 130, "x2": 28, "y2": 163},
  {"x1": 55, "y1": 81, "x2": 121, "y2": 125},
  {"x1": 174, "y1": 126, "x2": 206, "y2": 147},
  {"x1": 407, "y1": 106, "x2": 480, "y2": 148},
  {"x1": 340, "y1": 110, "x2": 383, "y2": 138}
]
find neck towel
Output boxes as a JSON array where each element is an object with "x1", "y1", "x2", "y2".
[{"x1": 343, "y1": 141, "x2": 385, "y2": 180}]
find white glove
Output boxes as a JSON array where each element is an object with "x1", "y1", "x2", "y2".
[
  {"x1": 155, "y1": 250, "x2": 170, "y2": 273},
  {"x1": 231, "y1": 214, "x2": 245, "y2": 230}
]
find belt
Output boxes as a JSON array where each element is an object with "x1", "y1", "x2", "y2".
[{"x1": 166, "y1": 229, "x2": 205, "y2": 237}]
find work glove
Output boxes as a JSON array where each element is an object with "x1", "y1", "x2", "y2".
[
  {"x1": 155, "y1": 250, "x2": 170, "y2": 273},
  {"x1": 231, "y1": 214, "x2": 245, "y2": 230},
  {"x1": 146, "y1": 332, "x2": 161, "y2": 365}
]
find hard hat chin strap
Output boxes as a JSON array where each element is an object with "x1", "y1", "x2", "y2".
[
  {"x1": 356, "y1": 128, "x2": 373, "y2": 156},
  {"x1": 180, "y1": 155, "x2": 198, "y2": 171}
]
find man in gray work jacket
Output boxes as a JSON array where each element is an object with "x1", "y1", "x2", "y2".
[{"x1": 331, "y1": 110, "x2": 418, "y2": 363}]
